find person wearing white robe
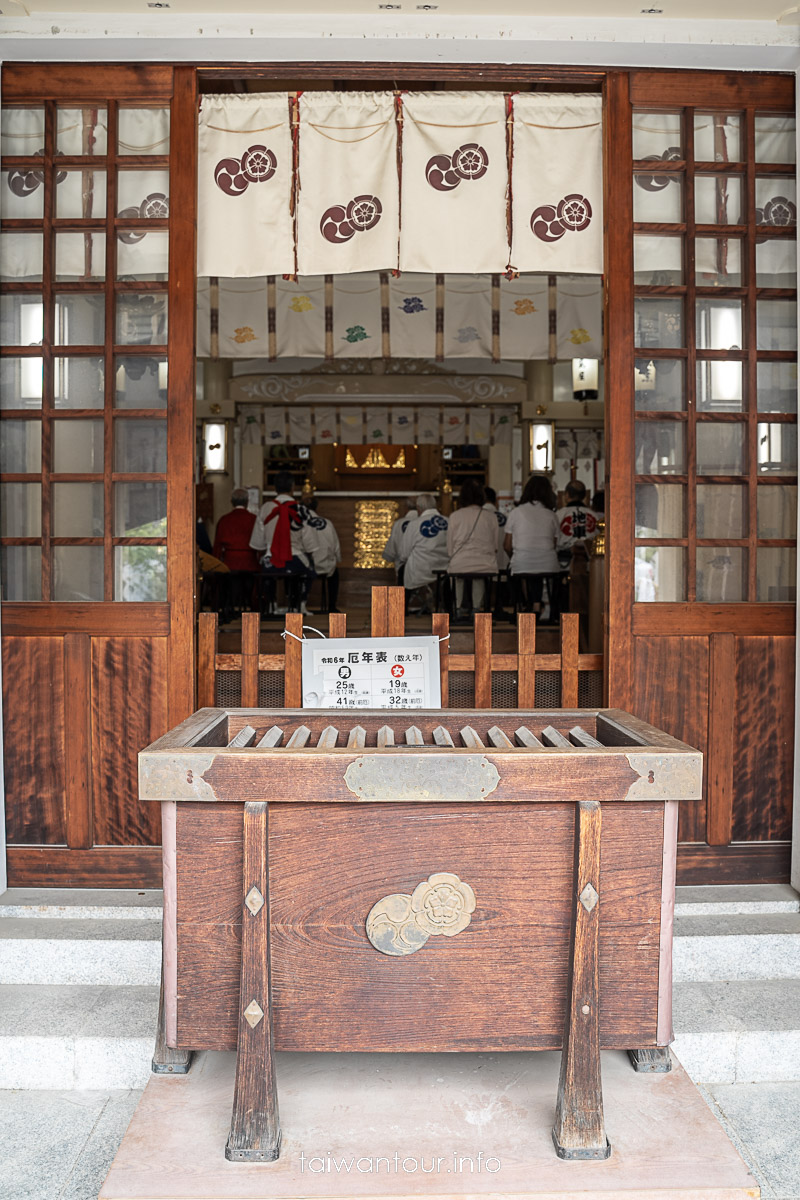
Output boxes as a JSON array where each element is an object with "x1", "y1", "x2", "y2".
[
  {"x1": 400, "y1": 494, "x2": 449, "y2": 600},
  {"x1": 298, "y1": 500, "x2": 342, "y2": 612},
  {"x1": 382, "y1": 498, "x2": 418, "y2": 585}
]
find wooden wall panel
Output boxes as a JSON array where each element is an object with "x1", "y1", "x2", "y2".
[
  {"x1": 91, "y1": 637, "x2": 168, "y2": 847},
  {"x1": 2, "y1": 637, "x2": 67, "y2": 845},
  {"x1": 732, "y1": 637, "x2": 795, "y2": 843},
  {"x1": 631, "y1": 637, "x2": 709, "y2": 844}
]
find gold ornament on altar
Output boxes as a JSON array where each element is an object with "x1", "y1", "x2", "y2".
[
  {"x1": 345, "y1": 447, "x2": 406, "y2": 470},
  {"x1": 354, "y1": 500, "x2": 400, "y2": 570}
]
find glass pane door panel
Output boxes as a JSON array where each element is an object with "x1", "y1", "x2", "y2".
[
  {"x1": 54, "y1": 294, "x2": 105, "y2": 345},
  {"x1": 55, "y1": 233, "x2": 106, "y2": 282},
  {"x1": 116, "y1": 232, "x2": 169, "y2": 282},
  {"x1": 635, "y1": 482, "x2": 685, "y2": 536},
  {"x1": 117, "y1": 170, "x2": 170, "y2": 218},
  {"x1": 635, "y1": 421, "x2": 685, "y2": 474},
  {"x1": 757, "y1": 300, "x2": 797, "y2": 351},
  {"x1": 755, "y1": 178, "x2": 797, "y2": 226},
  {"x1": 696, "y1": 360, "x2": 743, "y2": 411},
  {"x1": 114, "y1": 356, "x2": 167, "y2": 408},
  {"x1": 696, "y1": 423, "x2": 745, "y2": 474},
  {"x1": 0, "y1": 294, "x2": 43, "y2": 346},
  {"x1": 55, "y1": 169, "x2": 107, "y2": 219},
  {"x1": 635, "y1": 358, "x2": 685, "y2": 410},
  {"x1": 756, "y1": 237, "x2": 796, "y2": 288},
  {"x1": 1, "y1": 546, "x2": 41, "y2": 600},
  {"x1": 0, "y1": 419, "x2": 41, "y2": 472},
  {"x1": 53, "y1": 545, "x2": 103, "y2": 601},
  {"x1": 695, "y1": 175, "x2": 742, "y2": 225},
  {"x1": 697, "y1": 547, "x2": 746, "y2": 601},
  {"x1": 696, "y1": 237, "x2": 742, "y2": 286},
  {"x1": 53, "y1": 419, "x2": 103, "y2": 473},
  {"x1": 696, "y1": 484, "x2": 745, "y2": 538},
  {"x1": 0, "y1": 357, "x2": 43, "y2": 409},
  {"x1": 0, "y1": 231, "x2": 43, "y2": 281},
  {"x1": 1, "y1": 169, "x2": 44, "y2": 219},
  {"x1": 634, "y1": 235, "x2": 683, "y2": 285},
  {"x1": 0, "y1": 482, "x2": 41, "y2": 536},
  {"x1": 52, "y1": 482, "x2": 104, "y2": 536},
  {"x1": 633, "y1": 175, "x2": 683, "y2": 223},
  {"x1": 632, "y1": 112, "x2": 683, "y2": 160},
  {"x1": 758, "y1": 484, "x2": 797, "y2": 538},
  {"x1": 114, "y1": 480, "x2": 167, "y2": 535},
  {"x1": 696, "y1": 299, "x2": 743, "y2": 350},
  {"x1": 635, "y1": 298, "x2": 683, "y2": 348},
  {"x1": 114, "y1": 419, "x2": 166, "y2": 473},
  {"x1": 635, "y1": 546, "x2": 685, "y2": 601},
  {"x1": 114, "y1": 545, "x2": 167, "y2": 601},
  {"x1": 57, "y1": 107, "x2": 108, "y2": 156},
  {"x1": 117, "y1": 107, "x2": 170, "y2": 156},
  {"x1": 757, "y1": 422, "x2": 798, "y2": 474},
  {"x1": 54, "y1": 357, "x2": 105, "y2": 409},
  {"x1": 757, "y1": 548, "x2": 796, "y2": 600},
  {"x1": 115, "y1": 294, "x2": 167, "y2": 345},
  {"x1": 755, "y1": 115, "x2": 796, "y2": 163},
  {"x1": 0, "y1": 107, "x2": 44, "y2": 156},
  {"x1": 694, "y1": 113, "x2": 741, "y2": 162},
  {"x1": 757, "y1": 361, "x2": 797, "y2": 412}
]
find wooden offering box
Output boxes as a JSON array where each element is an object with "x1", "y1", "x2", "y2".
[{"x1": 140, "y1": 707, "x2": 701, "y2": 1164}]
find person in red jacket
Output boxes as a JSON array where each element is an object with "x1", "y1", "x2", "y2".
[{"x1": 212, "y1": 489, "x2": 259, "y2": 573}]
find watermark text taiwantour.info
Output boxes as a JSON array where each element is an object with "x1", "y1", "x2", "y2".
[{"x1": 299, "y1": 1151, "x2": 502, "y2": 1175}]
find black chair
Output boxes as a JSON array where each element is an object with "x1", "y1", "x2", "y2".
[{"x1": 445, "y1": 572, "x2": 498, "y2": 622}]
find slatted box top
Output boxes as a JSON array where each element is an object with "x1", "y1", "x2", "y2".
[{"x1": 140, "y1": 707, "x2": 702, "y2": 806}]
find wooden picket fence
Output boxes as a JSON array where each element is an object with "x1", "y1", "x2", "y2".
[{"x1": 197, "y1": 586, "x2": 605, "y2": 710}]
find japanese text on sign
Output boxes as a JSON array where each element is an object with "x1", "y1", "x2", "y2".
[{"x1": 301, "y1": 637, "x2": 441, "y2": 709}]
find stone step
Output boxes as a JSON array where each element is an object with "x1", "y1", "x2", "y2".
[
  {"x1": 672, "y1": 912, "x2": 800, "y2": 982},
  {"x1": 0, "y1": 917, "x2": 162, "y2": 986},
  {"x1": 0, "y1": 984, "x2": 159, "y2": 1089},
  {"x1": 671, "y1": 979, "x2": 800, "y2": 1084},
  {"x1": 0, "y1": 887, "x2": 163, "y2": 921},
  {"x1": 674, "y1": 883, "x2": 800, "y2": 916}
]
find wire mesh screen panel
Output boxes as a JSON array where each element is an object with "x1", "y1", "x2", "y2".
[
  {"x1": 448, "y1": 672, "x2": 475, "y2": 708},
  {"x1": 535, "y1": 671, "x2": 562, "y2": 708},
  {"x1": 492, "y1": 671, "x2": 518, "y2": 708},
  {"x1": 215, "y1": 671, "x2": 242, "y2": 707},
  {"x1": 579, "y1": 671, "x2": 604, "y2": 707},
  {"x1": 259, "y1": 671, "x2": 285, "y2": 707}
]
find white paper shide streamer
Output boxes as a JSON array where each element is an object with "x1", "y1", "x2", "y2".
[
  {"x1": 296, "y1": 92, "x2": 399, "y2": 276},
  {"x1": 197, "y1": 94, "x2": 294, "y2": 277},
  {"x1": 401, "y1": 93, "x2": 509, "y2": 274},
  {"x1": 511, "y1": 95, "x2": 603, "y2": 274}
]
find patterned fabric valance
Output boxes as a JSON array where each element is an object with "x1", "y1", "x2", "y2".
[
  {"x1": 197, "y1": 92, "x2": 603, "y2": 277},
  {"x1": 197, "y1": 273, "x2": 602, "y2": 362},
  {"x1": 239, "y1": 403, "x2": 517, "y2": 448}
]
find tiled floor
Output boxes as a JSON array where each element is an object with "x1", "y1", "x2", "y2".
[{"x1": 3, "y1": 1076, "x2": 799, "y2": 1200}]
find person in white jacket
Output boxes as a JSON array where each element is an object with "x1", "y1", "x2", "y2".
[
  {"x1": 382, "y1": 497, "x2": 419, "y2": 586},
  {"x1": 400, "y1": 494, "x2": 449, "y2": 611},
  {"x1": 299, "y1": 499, "x2": 342, "y2": 612},
  {"x1": 446, "y1": 477, "x2": 501, "y2": 613}
]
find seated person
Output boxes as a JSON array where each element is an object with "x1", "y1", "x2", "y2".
[
  {"x1": 446, "y1": 477, "x2": 501, "y2": 613},
  {"x1": 382, "y1": 497, "x2": 418, "y2": 586},
  {"x1": 503, "y1": 474, "x2": 561, "y2": 619},
  {"x1": 250, "y1": 472, "x2": 316, "y2": 613},
  {"x1": 212, "y1": 488, "x2": 259, "y2": 573},
  {"x1": 399, "y1": 493, "x2": 449, "y2": 614},
  {"x1": 299, "y1": 498, "x2": 342, "y2": 613},
  {"x1": 556, "y1": 480, "x2": 599, "y2": 625}
]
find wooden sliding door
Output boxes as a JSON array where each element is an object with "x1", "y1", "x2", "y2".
[
  {"x1": 0, "y1": 65, "x2": 196, "y2": 885},
  {"x1": 606, "y1": 70, "x2": 797, "y2": 883}
]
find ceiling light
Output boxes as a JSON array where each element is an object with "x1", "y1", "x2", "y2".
[
  {"x1": 379, "y1": 4, "x2": 402, "y2": 8},
  {"x1": 641, "y1": 6, "x2": 664, "y2": 10},
  {"x1": 148, "y1": 2, "x2": 170, "y2": 7},
  {"x1": 417, "y1": 3, "x2": 439, "y2": 7}
]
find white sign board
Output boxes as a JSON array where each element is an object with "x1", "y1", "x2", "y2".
[{"x1": 301, "y1": 637, "x2": 441, "y2": 710}]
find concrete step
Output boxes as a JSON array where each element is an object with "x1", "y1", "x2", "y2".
[
  {"x1": 0, "y1": 887, "x2": 163, "y2": 921},
  {"x1": 0, "y1": 984, "x2": 158, "y2": 1089},
  {"x1": 674, "y1": 883, "x2": 800, "y2": 917},
  {"x1": 671, "y1": 978, "x2": 800, "y2": 1084},
  {"x1": 0, "y1": 917, "x2": 161, "y2": 986},
  {"x1": 672, "y1": 912, "x2": 800, "y2": 982}
]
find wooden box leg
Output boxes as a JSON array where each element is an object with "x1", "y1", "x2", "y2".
[
  {"x1": 552, "y1": 799, "x2": 611, "y2": 1161},
  {"x1": 628, "y1": 1047, "x2": 672, "y2": 1073},
  {"x1": 226, "y1": 800, "x2": 282, "y2": 1162},
  {"x1": 152, "y1": 939, "x2": 192, "y2": 1075}
]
